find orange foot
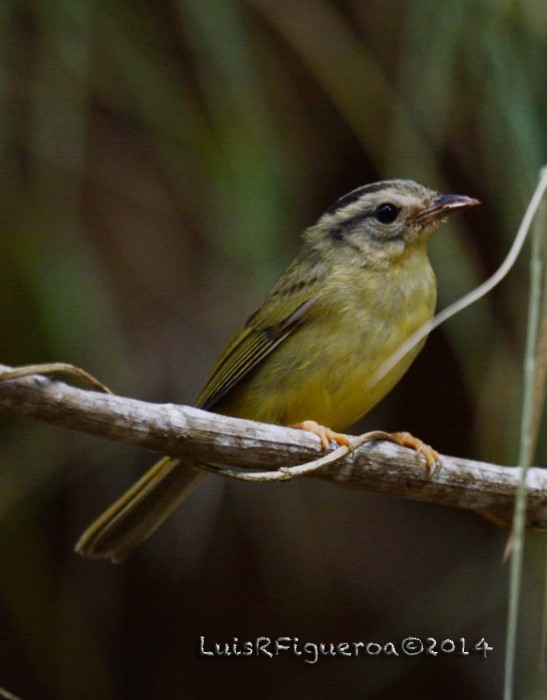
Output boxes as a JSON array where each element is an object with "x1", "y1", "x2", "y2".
[
  {"x1": 390, "y1": 431, "x2": 440, "y2": 470},
  {"x1": 289, "y1": 420, "x2": 351, "y2": 450}
]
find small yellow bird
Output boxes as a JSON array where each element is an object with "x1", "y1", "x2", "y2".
[{"x1": 76, "y1": 179, "x2": 479, "y2": 562}]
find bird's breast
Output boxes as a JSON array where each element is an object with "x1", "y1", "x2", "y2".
[{"x1": 220, "y1": 246, "x2": 436, "y2": 430}]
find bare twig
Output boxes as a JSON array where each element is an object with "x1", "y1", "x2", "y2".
[
  {"x1": 0, "y1": 363, "x2": 546, "y2": 528},
  {"x1": 0, "y1": 362, "x2": 112, "y2": 394}
]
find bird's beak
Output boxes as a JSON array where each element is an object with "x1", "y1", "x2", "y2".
[{"x1": 413, "y1": 193, "x2": 481, "y2": 226}]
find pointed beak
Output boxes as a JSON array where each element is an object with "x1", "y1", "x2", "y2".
[{"x1": 413, "y1": 193, "x2": 481, "y2": 226}]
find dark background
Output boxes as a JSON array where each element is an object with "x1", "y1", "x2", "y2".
[{"x1": 0, "y1": 1, "x2": 546, "y2": 698}]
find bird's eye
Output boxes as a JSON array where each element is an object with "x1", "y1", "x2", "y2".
[{"x1": 374, "y1": 203, "x2": 399, "y2": 224}]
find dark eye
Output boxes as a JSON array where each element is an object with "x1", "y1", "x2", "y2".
[{"x1": 374, "y1": 203, "x2": 399, "y2": 224}]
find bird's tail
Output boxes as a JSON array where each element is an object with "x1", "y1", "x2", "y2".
[{"x1": 75, "y1": 457, "x2": 206, "y2": 563}]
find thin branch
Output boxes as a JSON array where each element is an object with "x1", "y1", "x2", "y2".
[
  {"x1": 0, "y1": 363, "x2": 546, "y2": 528},
  {"x1": 505, "y1": 166, "x2": 547, "y2": 699}
]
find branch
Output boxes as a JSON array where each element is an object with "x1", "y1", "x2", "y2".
[{"x1": 0, "y1": 363, "x2": 545, "y2": 528}]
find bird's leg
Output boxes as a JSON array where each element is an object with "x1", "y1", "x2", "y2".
[
  {"x1": 289, "y1": 420, "x2": 351, "y2": 450},
  {"x1": 289, "y1": 422, "x2": 439, "y2": 471},
  {"x1": 389, "y1": 431, "x2": 439, "y2": 470}
]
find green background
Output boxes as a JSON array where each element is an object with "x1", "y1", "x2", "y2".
[{"x1": 0, "y1": 1, "x2": 545, "y2": 698}]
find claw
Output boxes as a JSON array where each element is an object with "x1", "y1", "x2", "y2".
[
  {"x1": 390, "y1": 431, "x2": 440, "y2": 471},
  {"x1": 289, "y1": 420, "x2": 351, "y2": 450}
]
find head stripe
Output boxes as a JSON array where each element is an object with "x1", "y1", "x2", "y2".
[{"x1": 324, "y1": 182, "x2": 388, "y2": 215}]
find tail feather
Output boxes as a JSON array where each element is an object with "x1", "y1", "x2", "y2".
[{"x1": 75, "y1": 458, "x2": 206, "y2": 563}]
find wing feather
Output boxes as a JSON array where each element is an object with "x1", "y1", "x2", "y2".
[{"x1": 197, "y1": 295, "x2": 317, "y2": 411}]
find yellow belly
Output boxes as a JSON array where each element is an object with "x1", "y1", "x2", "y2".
[{"x1": 217, "y1": 246, "x2": 436, "y2": 431}]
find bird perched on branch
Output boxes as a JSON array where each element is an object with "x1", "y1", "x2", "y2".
[{"x1": 76, "y1": 178, "x2": 479, "y2": 563}]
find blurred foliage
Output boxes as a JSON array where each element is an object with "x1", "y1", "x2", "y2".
[{"x1": 0, "y1": 0, "x2": 545, "y2": 698}]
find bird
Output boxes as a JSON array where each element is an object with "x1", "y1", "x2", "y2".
[{"x1": 75, "y1": 179, "x2": 479, "y2": 563}]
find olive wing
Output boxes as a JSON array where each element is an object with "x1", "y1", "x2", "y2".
[{"x1": 196, "y1": 294, "x2": 317, "y2": 411}]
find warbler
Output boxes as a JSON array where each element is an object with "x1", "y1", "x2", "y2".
[{"x1": 76, "y1": 179, "x2": 479, "y2": 562}]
